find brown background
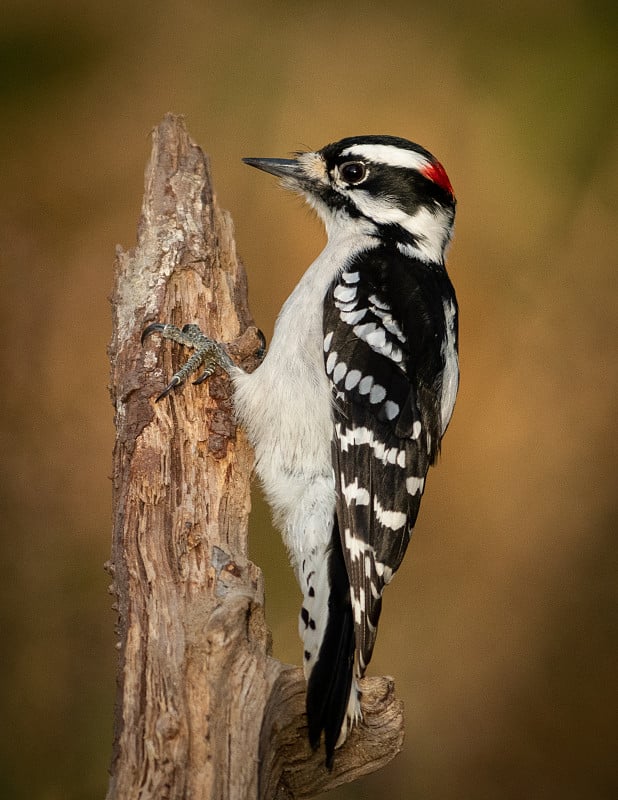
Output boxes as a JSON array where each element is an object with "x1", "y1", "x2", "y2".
[{"x1": 0, "y1": 1, "x2": 616, "y2": 798}]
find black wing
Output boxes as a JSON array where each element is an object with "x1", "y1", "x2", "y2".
[{"x1": 323, "y1": 245, "x2": 457, "y2": 672}]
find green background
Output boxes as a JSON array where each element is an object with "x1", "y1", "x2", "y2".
[{"x1": 1, "y1": 1, "x2": 616, "y2": 798}]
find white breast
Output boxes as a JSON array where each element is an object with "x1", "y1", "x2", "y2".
[{"x1": 232, "y1": 223, "x2": 379, "y2": 565}]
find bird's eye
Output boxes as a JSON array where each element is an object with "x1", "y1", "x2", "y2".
[{"x1": 339, "y1": 161, "x2": 367, "y2": 185}]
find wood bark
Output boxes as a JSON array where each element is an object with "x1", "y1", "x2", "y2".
[{"x1": 106, "y1": 113, "x2": 404, "y2": 800}]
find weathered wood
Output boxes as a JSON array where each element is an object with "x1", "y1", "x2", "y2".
[{"x1": 106, "y1": 113, "x2": 404, "y2": 800}]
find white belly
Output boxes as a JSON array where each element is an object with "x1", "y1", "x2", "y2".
[{"x1": 232, "y1": 227, "x2": 379, "y2": 569}]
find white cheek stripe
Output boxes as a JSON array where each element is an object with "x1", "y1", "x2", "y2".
[{"x1": 345, "y1": 194, "x2": 451, "y2": 265}]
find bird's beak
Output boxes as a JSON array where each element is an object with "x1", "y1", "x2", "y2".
[{"x1": 242, "y1": 157, "x2": 304, "y2": 180}]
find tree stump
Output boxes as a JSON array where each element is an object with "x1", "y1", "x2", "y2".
[{"x1": 106, "y1": 113, "x2": 404, "y2": 800}]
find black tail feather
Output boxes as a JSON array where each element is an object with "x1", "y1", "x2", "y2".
[{"x1": 306, "y1": 518, "x2": 356, "y2": 768}]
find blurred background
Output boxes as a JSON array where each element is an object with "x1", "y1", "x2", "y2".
[{"x1": 0, "y1": 1, "x2": 616, "y2": 798}]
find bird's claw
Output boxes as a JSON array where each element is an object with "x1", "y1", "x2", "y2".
[
  {"x1": 141, "y1": 322, "x2": 168, "y2": 345},
  {"x1": 142, "y1": 322, "x2": 235, "y2": 401},
  {"x1": 155, "y1": 374, "x2": 183, "y2": 402}
]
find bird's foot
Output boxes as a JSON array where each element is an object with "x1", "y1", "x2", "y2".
[{"x1": 141, "y1": 322, "x2": 236, "y2": 401}]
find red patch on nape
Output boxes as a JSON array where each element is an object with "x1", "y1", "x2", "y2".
[{"x1": 421, "y1": 160, "x2": 455, "y2": 198}]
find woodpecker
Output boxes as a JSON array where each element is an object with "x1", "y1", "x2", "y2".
[{"x1": 143, "y1": 135, "x2": 459, "y2": 767}]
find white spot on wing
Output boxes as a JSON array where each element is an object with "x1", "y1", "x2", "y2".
[
  {"x1": 378, "y1": 340, "x2": 403, "y2": 363},
  {"x1": 366, "y1": 327, "x2": 387, "y2": 349},
  {"x1": 344, "y1": 527, "x2": 372, "y2": 561},
  {"x1": 340, "y1": 309, "x2": 366, "y2": 325},
  {"x1": 384, "y1": 400, "x2": 400, "y2": 420},
  {"x1": 336, "y1": 298, "x2": 359, "y2": 311},
  {"x1": 333, "y1": 361, "x2": 347, "y2": 384},
  {"x1": 352, "y1": 595, "x2": 363, "y2": 625},
  {"x1": 370, "y1": 305, "x2": 406, "y2": 343},
  {"x1": 364, "y1": 555, "x2": 372, "y2": 577},
  {"x1": 326, "y1": 351, "x2": 337, "y2": 374},
  {"x1": 357, "y1": 587, "x2": 365, "y2": 618},
  {"x1": 344, "y1": 369, "x2": 362, "y2": 390},
  {"x1": 368, "y1": 293, "x2": 390, "y2": 311},
  {"x1": 374, "y1": 560, "x2": 394, "y2": 584},
  {"x1": 358, "y1": 375, "x2": 373, "y2": 395},
  {"x1": 373, "y1": 497, "x2": 407, "y2": 531},
  {"x1": 334, "y1": 285, "x2": 357, "y2": 302},
  {"x1": 350, "y1": 317, "x2": 404, "y2": 364},
  {"x1": 341, "y1": 476, "x2": 370, "y2": 506},
  {"x1": 406, "y1": 476, "x2": 425, "y2": 495},
  {"x1": 336, "y1": 423, "x2": 405, "y2": 467},
  {"x1": 353, "y1": 322, "x2": 377, "y2": 340},
  {"x1": 369, "y1": 383, "x2": 386, "y2": 403}
]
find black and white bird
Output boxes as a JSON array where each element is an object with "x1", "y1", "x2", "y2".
[{"x1": 144, "y1": 135, "x2": 459, "y2": 767}]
